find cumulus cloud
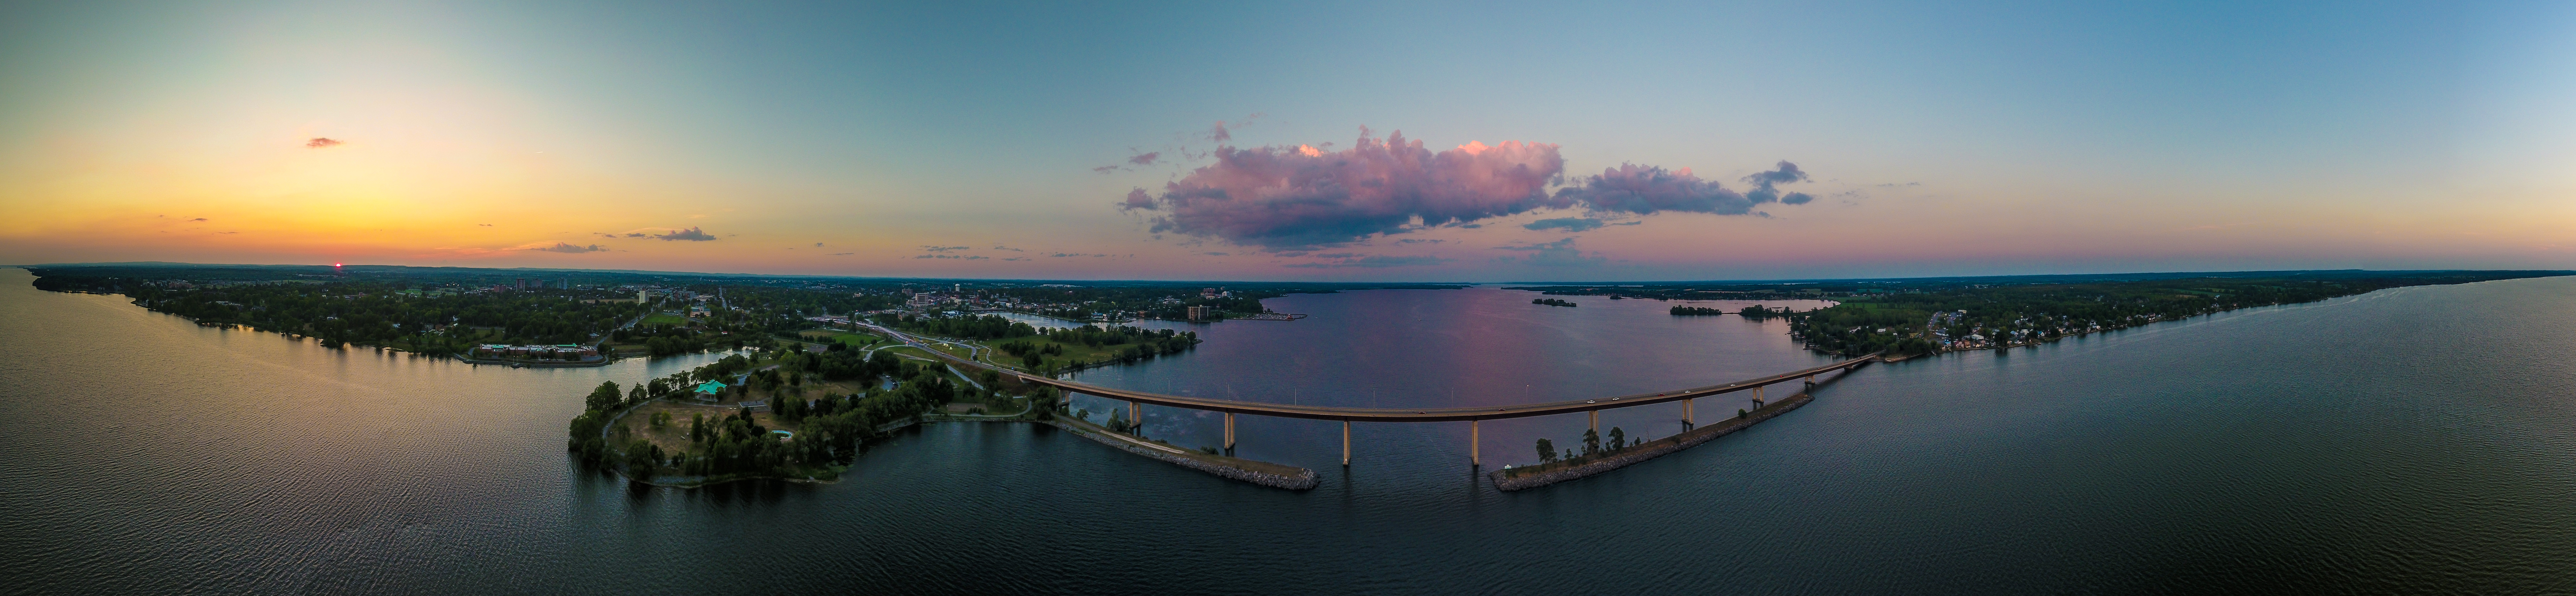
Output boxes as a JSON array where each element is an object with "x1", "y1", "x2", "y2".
[
  {"x1": 1553, "y1": 165, "x2": 1746, "y2": 215},
  {"x1": 655, "y1": 227, "x2": 717, "y2": 241},
  {"x1": 522, "y1": 242, "x2": 608, "y2": 253},
  {"x1": 306, "y1": 138, "x2": 342, "y2": 148},
  {"x1": 1524, "y1": 217, "x2": 1603, "y2": 232},
  {"x1": 1547, "y1": 161, "x2": 1816, "y2": 214},
  {"x1": 1283, "y1": 254, "x2": 1449, "y2": 268},
  {"x1": 1497, "y1": 237, "x2": 1606, "y2": 267},
  {"x1": 1122, "y1": 129, "x2": 1568, "y2": 249},
  {"x1": 1741, "y1": 161, "x2": 1814, "y2": 205},
  {"x1": 1119, "y1": 128, "x2": 1820, "y2": 249}
]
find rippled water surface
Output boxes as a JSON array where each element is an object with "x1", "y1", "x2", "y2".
[{"x1": 5, "y1": 268, "x2": 2576, "y2": 594}]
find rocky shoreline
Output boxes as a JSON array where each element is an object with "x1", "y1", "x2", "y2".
[
  {"x1": 1050, "y1": 421, "x2": 1319, "y2": 490},
  {"x1": 1490, "y1": 390, "x2": 1815, "y2": 492}
]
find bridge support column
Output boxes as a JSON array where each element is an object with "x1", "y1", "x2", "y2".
[
  {"x1": 1752, "y1": 386, "x2": 1764, "y2": 409},
  {"x1": 1341, "y1": 421, "x2": 1351, "y2": 466},
  {"x1": 1684, "y1": 398, "x2": 1695, "y2": 428},
  {"x1": 1589, "y1": 410, "x2": 1599, "y2": 433},
  {"x1": 1470, "y1": 420, "x2": 1480, "y2": 467},
  {"x1": 1223, "y1": 412, "x2": 1235, "y2": 453},
  {"x1": 1128, "y1": 401, "x2": 1141, "y2": 435}
]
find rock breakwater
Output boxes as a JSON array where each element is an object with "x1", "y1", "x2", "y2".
[{"x1": 1490, "y1": 391, "x2": 1814, "y2": 492}]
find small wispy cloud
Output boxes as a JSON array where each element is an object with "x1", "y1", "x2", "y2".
[
  {"x1": 914, "y1": 254, "x2": 989, "y2": 260},
  {"x1": 1523, "y1": 217, "x2": 1603, "y2": 232},
  {"x1": 306, "y1": 137, "x2": 343, "y2": 148},
  {"x1": 921, "y1": 245, "x2": 970, "y2": 252},
  {"x1": 521, "y1": 242, "x2": 608, "y2": 253},
  {"x1": 188, "y1": 218, "x2": 209, "y2": 222},
  {"x1": 655, "y1": 227, "x2": 717, "y2": 241}
]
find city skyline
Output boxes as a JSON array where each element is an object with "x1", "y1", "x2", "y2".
[{"x1": 5, "y1": 1, "x2": 2572, "y2": 281}]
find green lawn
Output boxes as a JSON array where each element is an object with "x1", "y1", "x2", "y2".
[
  {"x1": 797, "y1": 329, "x2": 883, "y2": 347},
  {"x1": 966, "y1": 335, "x2": 1146, "y2": 373}
]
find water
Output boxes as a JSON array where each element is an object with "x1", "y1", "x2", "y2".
[{"x1": 4, "y1": 268, "x2": 2575, "y2": 594}]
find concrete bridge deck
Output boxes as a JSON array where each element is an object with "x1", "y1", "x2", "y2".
[
  {"x1": 857, "y1": 321, "x2": 1878, "y2": 475},
  {"x1": 858, "y1": 321, "x2": 1875, "y2": 422}
]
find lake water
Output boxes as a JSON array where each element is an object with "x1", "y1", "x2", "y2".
[{"x1": 5, "y1": 268, "x2": 2575, "y2": 594}]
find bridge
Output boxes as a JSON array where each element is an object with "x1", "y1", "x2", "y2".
[{"x1": 854, "y1": 322, "x2": 1878, "y2": 468}]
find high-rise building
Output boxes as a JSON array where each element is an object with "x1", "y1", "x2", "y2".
[{"x1": 1187, "y1": 305, "x2": 1208, "y2": 321}]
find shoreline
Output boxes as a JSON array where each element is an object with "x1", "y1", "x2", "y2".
[{"x1": 601, "y1": 413, "x2": 1317, "y2": 490}]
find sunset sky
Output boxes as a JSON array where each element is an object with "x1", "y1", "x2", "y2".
[{"x1": 3, "y1": 0, "x2": 2571, "y2": 281}]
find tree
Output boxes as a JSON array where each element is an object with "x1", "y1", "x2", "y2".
[
  {"x1": 584, "y1": 381, "x2": 622, "y2": 412},
  {"x1": 1536, "y1": 438, "x2": 1557, "y2": 462},
  {"x1": 1581, "y1": 429, "x2": 1600, "y2": 457},
  {"x1": 1606, "y1": 427, "x2": 1625, "y2": 452}
]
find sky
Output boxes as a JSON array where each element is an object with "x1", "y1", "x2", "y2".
[{"x1": 2, "y1": 0, "x2": 2571, "y2": 281}]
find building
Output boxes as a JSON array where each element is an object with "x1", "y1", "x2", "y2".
[{"x1": 1186, "y1": 305, "x2": 1208, "y2": 321}]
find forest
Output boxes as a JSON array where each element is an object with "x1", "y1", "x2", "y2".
[
  {"x1": 34, "y1": 271, "x2": 647, "y2": 351},
  {"x1": 1782, "y1": 271, "x2": 2569, "y2": 357}
]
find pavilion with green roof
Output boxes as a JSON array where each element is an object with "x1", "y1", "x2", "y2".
[{"x1": 694, "y1": 380, "x2": 728, "y2": 396}]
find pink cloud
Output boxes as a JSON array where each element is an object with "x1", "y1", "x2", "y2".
[{"x1": 1123, "y1": 129, "x2": 1567, "y2": 249}]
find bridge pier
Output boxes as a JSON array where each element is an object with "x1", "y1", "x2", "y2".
[
  {"x1": 1341, "y1": 421, "x2": 1351, "y2": 466},
  {"x1": 1223, "y1": 412, "x2": 1235, "y2": 453},
  {"x1": 1589, "y1": 410, "x2": 1599, "y2": 433},
  {"x1": 1753, "y1": 386, "x2": 1765, "y2": 408},
  {"x1": 1683, "y1": 398, "x2": 1695, "y2": 428},
  {"x1": 1128, "y1": 401, "x2": 1141, "y2": 435},
  {"x1": 1470, "y1": 420, "x2": 1480, "y2": 467}
]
